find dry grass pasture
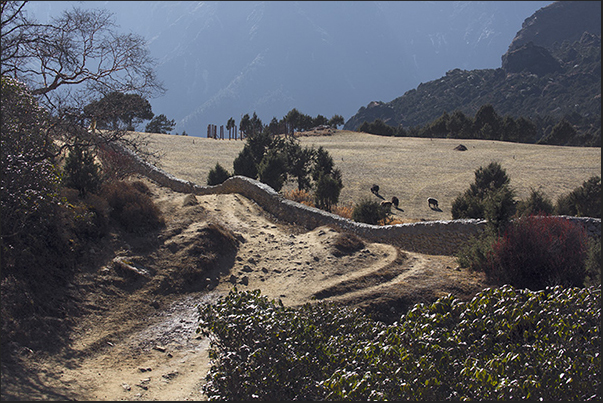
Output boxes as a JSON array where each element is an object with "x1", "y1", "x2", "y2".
[{"x1": 145, "y1": 130, "x2": 601, "y2": 221}]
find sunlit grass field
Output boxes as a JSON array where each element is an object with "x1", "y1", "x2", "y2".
[{"x1": 142, "y1": 130, "x2": 601, "y2": 221}]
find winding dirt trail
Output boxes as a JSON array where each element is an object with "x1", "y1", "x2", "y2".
[{"x1": 1, "y1": 178, "x2": 487, "y2": 401}]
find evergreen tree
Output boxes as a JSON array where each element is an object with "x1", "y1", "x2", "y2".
[
  {"x1": 314, "y1": 170, "x2": 343, "y2": 212},
  {"x1": 207, "y1": 162, "x2": 232, "y2": 185},
  {"x1": 473, "y1": 104, "x2": 501, "y2": 140},
  {"x1": 452, "y1": 162, "x2": 516, "y2": 233},
  {"x1": 63, "y1": 146, "x2": 101, "y2": 196},
  {"x1": 258, "y1": 149, "x2": 288, "y2": 191},
  {"x1": 233, "y1": 146, "x2": 258, "y2": 179},
  {"x1": 285, "y1": 139, "x2": 315, "y2": 191},
  {"x1": 328, "y1": 114, "x2": 345, "y2": 128},
  {"x1": 538, "y1": 119, "x2": 577, "y2": 145},
  {"x1": 145, "y1": 114, "x2": 175, "y2": 134},
  {"x1": 311, "y1": 146, "x2": 335, "y2": 182}
]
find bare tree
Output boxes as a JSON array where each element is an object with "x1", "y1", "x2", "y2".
[{"x1": 1, "y1": 1, "x2": 165, "y2": 162}]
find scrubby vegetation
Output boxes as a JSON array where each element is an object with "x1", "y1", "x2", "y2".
[
  {"x1": 451, "y1": 161, "x2": 517, "y2": 233},
  {"x1": 458, "y1": 215, "x2": 589, "y2": 290},
  {"x1": 198, "y1": 286, "x2": 600, "y2": 401},
  {"x1": 1, "y1": 77, "x2": 165, "y2": 355},
  {"x1": 454, "y1": 164, "x2": 600, "y2": 291},
  {"x1": 231, "y1": 130, "x2": 344, "y2": 210},
  {"x1": 207, "y1": 162, "x2": 232, "y2": 186},
  {"x1": 351, "y1": 198, "x2": 393, "y2": 225}
]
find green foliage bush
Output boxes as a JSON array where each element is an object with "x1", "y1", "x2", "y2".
[
  {"x1": 232, "y1": 145, "x2": 258, "y2": 179},
  {"x1": 515, "y1": 187, "x2": 555, "y2": 217},
  {"x1": 352, "y1": 197, "x2": 392, "y2": 225},
  {"x1": 101, "y1": 180, "x2": 164, "y2": 233},
  {"x1": 232, "y1": 130, "x2": 343, "y2": 210},
  {"x1": 198, "y1": 288, "x2": 384, "y2": 400},
  {"x1": 257, "y1": 149, "x2": 288, "y2": 191},
  {"x1": 62, "y1": 146, "x2": 102, "y2": 196},
  {"x1": 198, "y1": 286, "x2": 600, "y2": 401},
  {"x1": 207, "y1": 162, "x2": 231, "y2": 186},
  {"x1": 313, "y1": 171, "x2": 343, "y2": 212},
  {"x1": 452, "y1": 162, "x2": 516, "y2": 233},
  {"x1": 555, "y1": 175, "x2": 601, "y2": 218}
]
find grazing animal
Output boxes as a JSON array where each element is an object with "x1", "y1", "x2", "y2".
[
  {"x1": 380, "y1": 200, "x2": 393, "y2": 211},
  {"x1": 391, "y1": 196, "x2": 399, "y2": 208},
  {"x1": 371, "y1": 184, "x2": 380, "y2": 195},
  {"x1": 427, "y1": 197, "x2": 439, "y2": 209}
]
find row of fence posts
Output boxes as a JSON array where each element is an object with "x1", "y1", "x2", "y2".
[{"x1": 207, "y1": 124, "x2": 245, "y2": 140}]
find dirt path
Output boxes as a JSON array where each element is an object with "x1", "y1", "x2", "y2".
[{"x1": 1, "y1": 178, "x2": 487, "y2": 401}]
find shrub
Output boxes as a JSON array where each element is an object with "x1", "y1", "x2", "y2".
[
  {"x1": 257, "y1": 149, "x2": 288, "y2": 191},
  {"x1": 331, "y1": 232, "x2": 365, "y2": 256},
  {"x1": 68, "y1": 192, "x2": 110, "y2": 240},
  {"x1": 456, "y1": 231, "x2": 498, "y2": 273},
  {"x1": 515, "y1": 187, "x2": 555, "y2": 217},
  {"x1": 207, "y1": 162, "x2": 231, "y2": 186},
  {"x1": 97, "y1": 143, "x2": 140, "y2": 181},
  {"x1": 62, "y1": 145, "x2": 102, "y2": 196},
  {"x1": 482, "y1": 186, "x2": 517, "y2": 234},
  {"x1": 129, "y1": 180, "x2": 151, "y2": 195},
  {"x1": 482, "y1": 215, "x2": 588, "y2": 290},
  {"x1": 352, "y1": 197, "x2": 391, "y2": 225},
  {"x1": 331, "y1": 203, "x2": 354, "y2": 220},
  {"x1": 313, "y1": 171, "x2": 343, "y2": 212},
  {"x1": 101, "y1": 180, "x2": 164, "y2": 232},
  {"x1": 283, "y1": 189, "x2": 315, "y2": 207},
  {"x1": 451, "y1": 162, "x2": 515, "y2": 222},
  {"x1": 452, "y1": 162, "x2": 516, "y2": 233},
  {"x1": 199, "y1": 288, "x2": 383, "y2": 401},
  {"x1": 232, "y1": 145, "x2": 258, "y2": 179},
  {"x1": 198, "y1": 286, "x2": 600, "y2": 401},
  {"x1": 555, "y1": 175, "x2": 601, "y2": 218},
  {"x1": 584, "y1": 237, "x2": 601, "y2": 287}
]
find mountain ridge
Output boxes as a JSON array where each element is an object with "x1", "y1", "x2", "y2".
[{"x1": 343, "y1": 1, "x2": 601, "y2": 138}]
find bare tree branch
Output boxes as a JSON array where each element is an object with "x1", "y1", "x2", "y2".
[{"x1": 2, "y1": 1, "x2": 166, "y2": 165}]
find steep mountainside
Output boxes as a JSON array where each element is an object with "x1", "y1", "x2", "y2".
[{"x1": 344, "y1": 1, "x2": 601, "y2": 135}]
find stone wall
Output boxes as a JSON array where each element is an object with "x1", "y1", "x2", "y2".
[{"x1": 122, "y1": 142, "x2": 600, "y2": 255}]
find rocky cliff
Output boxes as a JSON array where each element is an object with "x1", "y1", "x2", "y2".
[{"x1": 507, "y1": 0, "x2": 601, "y2": 52}]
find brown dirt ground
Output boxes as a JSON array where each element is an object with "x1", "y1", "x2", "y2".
[{"x1": 1, "y1": 176, "x2": 488, "y2": 401}]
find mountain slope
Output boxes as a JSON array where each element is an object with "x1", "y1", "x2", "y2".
[{"x1": 343, "y1": 1, "x2": 601, "y2": 136}]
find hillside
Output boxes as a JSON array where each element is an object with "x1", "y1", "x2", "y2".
[
  {"x1": 344, "y1": 1, "x2": 601, "y2": 142},
  {"x1": 2, "y1": 130, "x2": 600, "y2": 400},
  {"x1": 146, "y1": 130, "x2": 601, "y2": 223}
]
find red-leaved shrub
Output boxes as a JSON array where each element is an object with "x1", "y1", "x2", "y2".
[{"x1": 484, "y1": 215, "x2": 588, "y2": 290}]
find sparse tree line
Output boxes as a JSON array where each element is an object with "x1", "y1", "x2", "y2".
[
  {"x1": 212, "y1": 109, "x2": 345, "y2": 140},
  {"x1": 358, "y1": 103, "x2": 600, "y2": 147}
]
